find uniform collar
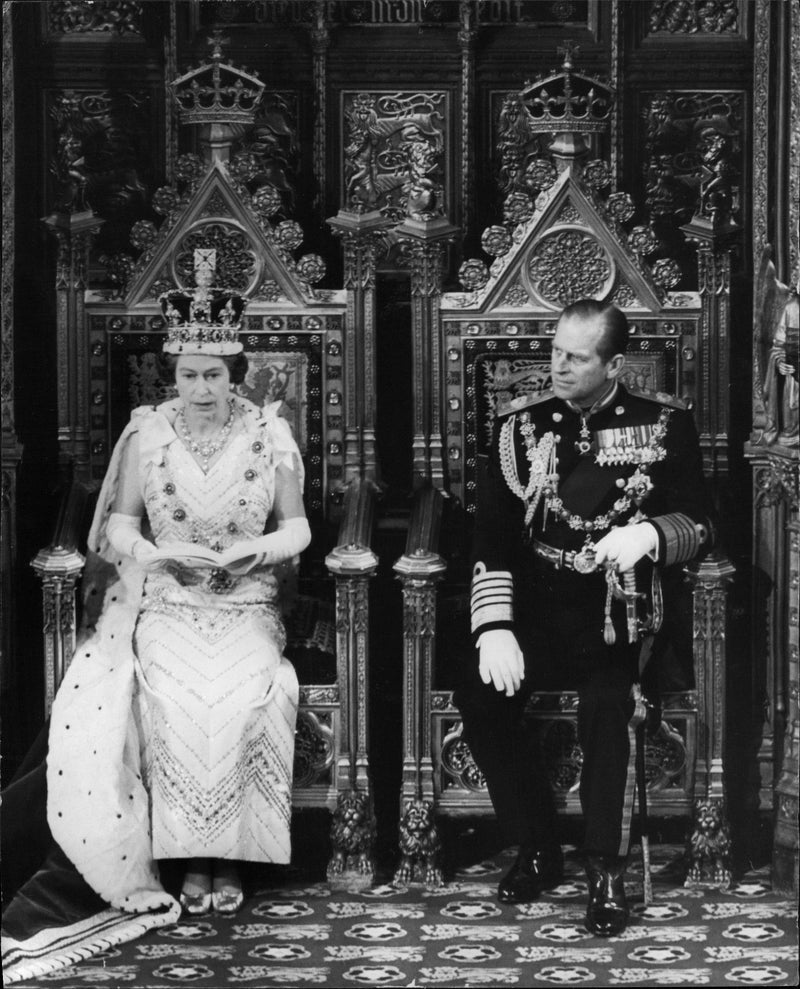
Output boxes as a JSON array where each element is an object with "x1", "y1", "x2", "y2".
[{"x1": 565, "y1": 380, "x2": 620, "y2": 418}]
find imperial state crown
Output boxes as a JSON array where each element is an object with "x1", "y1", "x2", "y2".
[{"x1": 160, "y1": 249, "x2": 245, "y2": 355}]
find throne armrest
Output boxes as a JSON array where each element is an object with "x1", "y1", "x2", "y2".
[
  {"x1": 30, "y1": 479, "x2": 95, "y2": 716},
  {"x1": 393, "y1": 484, "x2": 448, "y2": 580},
  {"x1": 325, "y1": 477, "x2": 379, "y2": 577}
]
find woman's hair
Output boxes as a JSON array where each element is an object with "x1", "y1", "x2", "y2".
[{"x1": 158, "y1": 351, "x2": 249, "y2": 385}]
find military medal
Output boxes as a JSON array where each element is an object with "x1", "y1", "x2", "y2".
[{"x1": 575, "y1": 413, "x2": 593, "y2": 455}]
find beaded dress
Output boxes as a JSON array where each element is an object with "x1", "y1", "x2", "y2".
[
  {"x1": 134, "y1": 397, "x2": 299, "y2": 862},
  {"x1": 46, "y1": 397, "x2": 302, "y2": 916}
]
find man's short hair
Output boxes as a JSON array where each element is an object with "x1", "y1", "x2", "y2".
[{"x1": 559, "y1": 299, "x2": 629, "y2": 361}]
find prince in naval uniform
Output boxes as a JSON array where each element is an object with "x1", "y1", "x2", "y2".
[{"x1": 454, "y1": 298, "x2": 712, "y2": 936}]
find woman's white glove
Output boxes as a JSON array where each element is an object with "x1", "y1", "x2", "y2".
[
  {"x1": 106, "y1": 512, "x2": 159, "y2": 566},
  {"x1": 593, "y1": 522, "x2": 659, "y2": 573},
  {"x1": 225, "y1": 517, "x2": 311, "y2": 575},
  {"x1": 477, "y1": 628, "x2": 525, "y2": 697}
]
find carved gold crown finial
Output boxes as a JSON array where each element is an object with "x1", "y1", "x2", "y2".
[
  {"x1": 519, "y1": 42, "x2": 613, "y2": 161},
  {"x1": 160, "y1": 248, "x2": 245, "y2": 356},
  {"x1": 169, "y1": 30, "x2": 265, "y2": 127}
]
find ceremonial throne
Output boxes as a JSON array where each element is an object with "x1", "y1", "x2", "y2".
[
  {"x1": 392, "y1": 47, "x2": 737, "y2": 889},
  {"x1": 32, "y1": 38, "x2": 382, "y2": 887}
]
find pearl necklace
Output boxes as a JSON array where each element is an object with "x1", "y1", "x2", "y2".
[{"x1": 179, "y1": 400, "x2": 235, "y2": 472}]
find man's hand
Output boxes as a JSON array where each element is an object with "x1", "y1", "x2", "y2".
[
  {"x1": 477, "y1": 628, "x2": 525, "y2": 697},
  {"x1": 593, "y1": 522, "x2": 658, "y2": 573}
]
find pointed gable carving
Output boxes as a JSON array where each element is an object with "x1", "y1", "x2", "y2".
[
  {"x1": 445, "y1": 168, "x2": 665, "y2": 315},
  {"x1": 124, "y1": 160, "x2": 316, "y2": 309}
]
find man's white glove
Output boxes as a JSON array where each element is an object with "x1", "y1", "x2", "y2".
[
  {"x1": 593, "y1": 522, "x2": 659, "y2": 573},
  {"x1": 225, "y1": 517, "x2": 312, "y2": 575},
  {"x1": 106, "y1": 512, "x2": 160, "y2": 567},
  {"x1": 477, "y1": 628, "x2": 525, "y2": 697}
]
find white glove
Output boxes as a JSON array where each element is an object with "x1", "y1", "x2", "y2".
[
  {"x1": 477, "y1": 628, "x2": 525, "y2": 697},
  {"x1": 225, "y1": 517, "x2": 312, "y2": 575},
  {"x1": 593, "y1": 522, "x2": 659, "y2": 573},
  {"x1": 106, "y1": 512, "x2": 159, "y2": 566}
]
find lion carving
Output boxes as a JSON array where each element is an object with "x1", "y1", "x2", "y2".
[
  {"x1": 328, "y1": 789, "x2": 376, "y2": 881},
  {"x1": 687, "y1": 799, "x2": 732, "y2": 888},
  {"x1": 393, "y1": 798, "x2": 443, "y2": 888}
]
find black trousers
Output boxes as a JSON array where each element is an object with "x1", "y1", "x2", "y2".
[{"x1": 453, "y1": 567, "x2": 640, "y2": 860}]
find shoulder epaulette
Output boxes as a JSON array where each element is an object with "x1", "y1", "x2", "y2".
[
  {"x1": 625, "y1": 387, "x2": 689, "y2": 411},
  {"x1": 496, "y1": 389, "x2": 555, "y2": 418}
]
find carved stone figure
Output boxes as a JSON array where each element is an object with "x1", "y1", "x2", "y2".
[
  {"x1": 327, "y1": 788, "x2": 376, "y2": 880},
  {"x1": 755, "y1": 248, "x2": 799, "y2": 446},
  {"x1": 687, "y1": 799, "x2": 732, "y2": 888},
  {"x1": 393, "y1": 798, "x2": 443, "y2": 887}
]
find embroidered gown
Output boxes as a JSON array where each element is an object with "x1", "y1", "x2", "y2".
[
  {"x1": 133, "y1": 400, "x2": 299, "y2": 862},
  {"x1": 45, "y1": 398, "x2": 302, "y2": 918}
]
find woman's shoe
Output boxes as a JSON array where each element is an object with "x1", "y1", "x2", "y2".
[
  {"x1": 212, "y1": 862, "x2": 243, "y2": 915},
  {"x1": 211, "y1": 887, "x2": 244, "y2": 915},
  {"x1": 179, "y1": 890, "x2": 212, "y2": 916},
  {"x1": 180, "y1": 860, "x2": 212, "y2": 916}
]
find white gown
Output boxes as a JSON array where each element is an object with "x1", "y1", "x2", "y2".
[
  {"x1": 46, "y1": 397, "x2": 301, "y2": 916},
  {"x1": 133, "y1": 402, "x2": 299, "y2": 862}
]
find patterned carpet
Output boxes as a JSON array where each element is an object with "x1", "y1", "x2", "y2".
[{"x1": 11, "y1": 839, "x2": 798, "y2": 989}]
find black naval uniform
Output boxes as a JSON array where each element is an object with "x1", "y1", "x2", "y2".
[{"x1": 455, "y1": 381, "x2": 711, "y2": 871}]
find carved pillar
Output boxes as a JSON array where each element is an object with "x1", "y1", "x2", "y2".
[
  {"x1": 681, "y1": 215, "x2": 738, "y2": 482},
  {"x1": 309, "y1": 1, "x2": 330, "y2": 215},
  {"x1": 774, "y1": 517, "x2": 799, "y2": 894},
  {"x1": 747, "y1": 456, "x2": 799, "y2": 812},
  {"x1": 30, "y1": 552, "x2": 85, "y2": 718},
  {"x1": 396, "y1": 216, "x2": 459, "y2": 489},
  {"x1": 393, "y1": 486, "x2": 447, "y2": 887},
  {"x1": 684, "y1": 552, "x2": 736, "y2": 890},
  {"x1": 164, "y1": 0, "x2": 178, "y2": 179},
  {"x1": 42, "y1": 211, "x2": 104, "y2": 482},
  {"x1": 327, "y1": 210, "x2": 391, "y2": 485},
  {"x1": 325, "y1": 478, "x2": 378, "y2": 888},
  {"x1": 1, "y1": 1, "x2": 23, "y2": 687},
  {"x1": 457, "y1": 1, "x2": 478, "y2": 243}
]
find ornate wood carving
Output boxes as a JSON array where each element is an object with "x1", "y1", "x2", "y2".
[
  {"x1": 2, "y1": 1, "x2": 23, "y2": 682},
  {"x1": 752, "y1": 0, "x2": 770, "y2": 271},
  {"x1": 458, "y1": 0, "x2": 478, "y2": 242},
  {"x1": 648, "y1": 0, "x2": 740, "y2": 35},
  {"x1": 47, "y1": 89, "x2": 152, "y2": 222},
  {"x1": 328, "y1": 213, "x2": 390, "y2": 484},
  {"x1": 43, "y1": 212, "x2": 105, "y2": 480},
  {"x1": 309, "y1": 1, "x2": 330, "y2": 214},
  {"x1": 341, "y1": 90, "x2": 447, "y2": 221},
  {"x1": 47, "y1": 0, "x2": 144, "y2": 36},
  {"x1": 198, "y1": 2, "x2": 595, "y2": 28},
  {"x1": 293, "y1": 709, "x2": 335, "y2": 788},
  {"x1": 325, "y1": 479, "x2": 378, "y2": 886},
  {"x1": 642, "y1": 90, "x2": 744, "y2": 244},
  {"x1": 773, "y1": 519, "x2": 799, "y2": 894},
  {"x1": 397, "y1": 221, "x2": 458, "y2": 487}
]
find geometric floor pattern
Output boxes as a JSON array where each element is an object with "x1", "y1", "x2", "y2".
[{"x1": 14, "y1": 844, "x2": 798, "y2": 988}]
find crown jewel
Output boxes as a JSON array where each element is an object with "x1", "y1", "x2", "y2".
[
  {"x1": 160, "y1": 249, "x2": 245, "y2": 355},
  {"x1": 169, "y1": 31, "x2": 265, "y2": 126}
]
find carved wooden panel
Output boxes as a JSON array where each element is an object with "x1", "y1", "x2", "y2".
[
  {"x1": 432, "y1": 690, "x2": 697, "y2": 815},
  {"x1": 640, "y1": 90, "x2": 746, "y2": 285},
  {"x1": 46, "y1": 88, "x2": 158, "y2": 251},
  {"x1": 340, "y1": 90, "x2": 449, "y2": 221},
  {"x1": 45, "y1": 0, "x2": 145, "y2": 37},
  {"x1": 197, "y1": 1, "x2": 596, "y2": 30}
]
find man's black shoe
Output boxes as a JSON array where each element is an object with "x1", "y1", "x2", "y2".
[
  {"x1": 584, "y1": 855, "x2": 629, "y2": 936},
  {"x1": 497, "y1": 845, "x2": 564, "y2": 904}
]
